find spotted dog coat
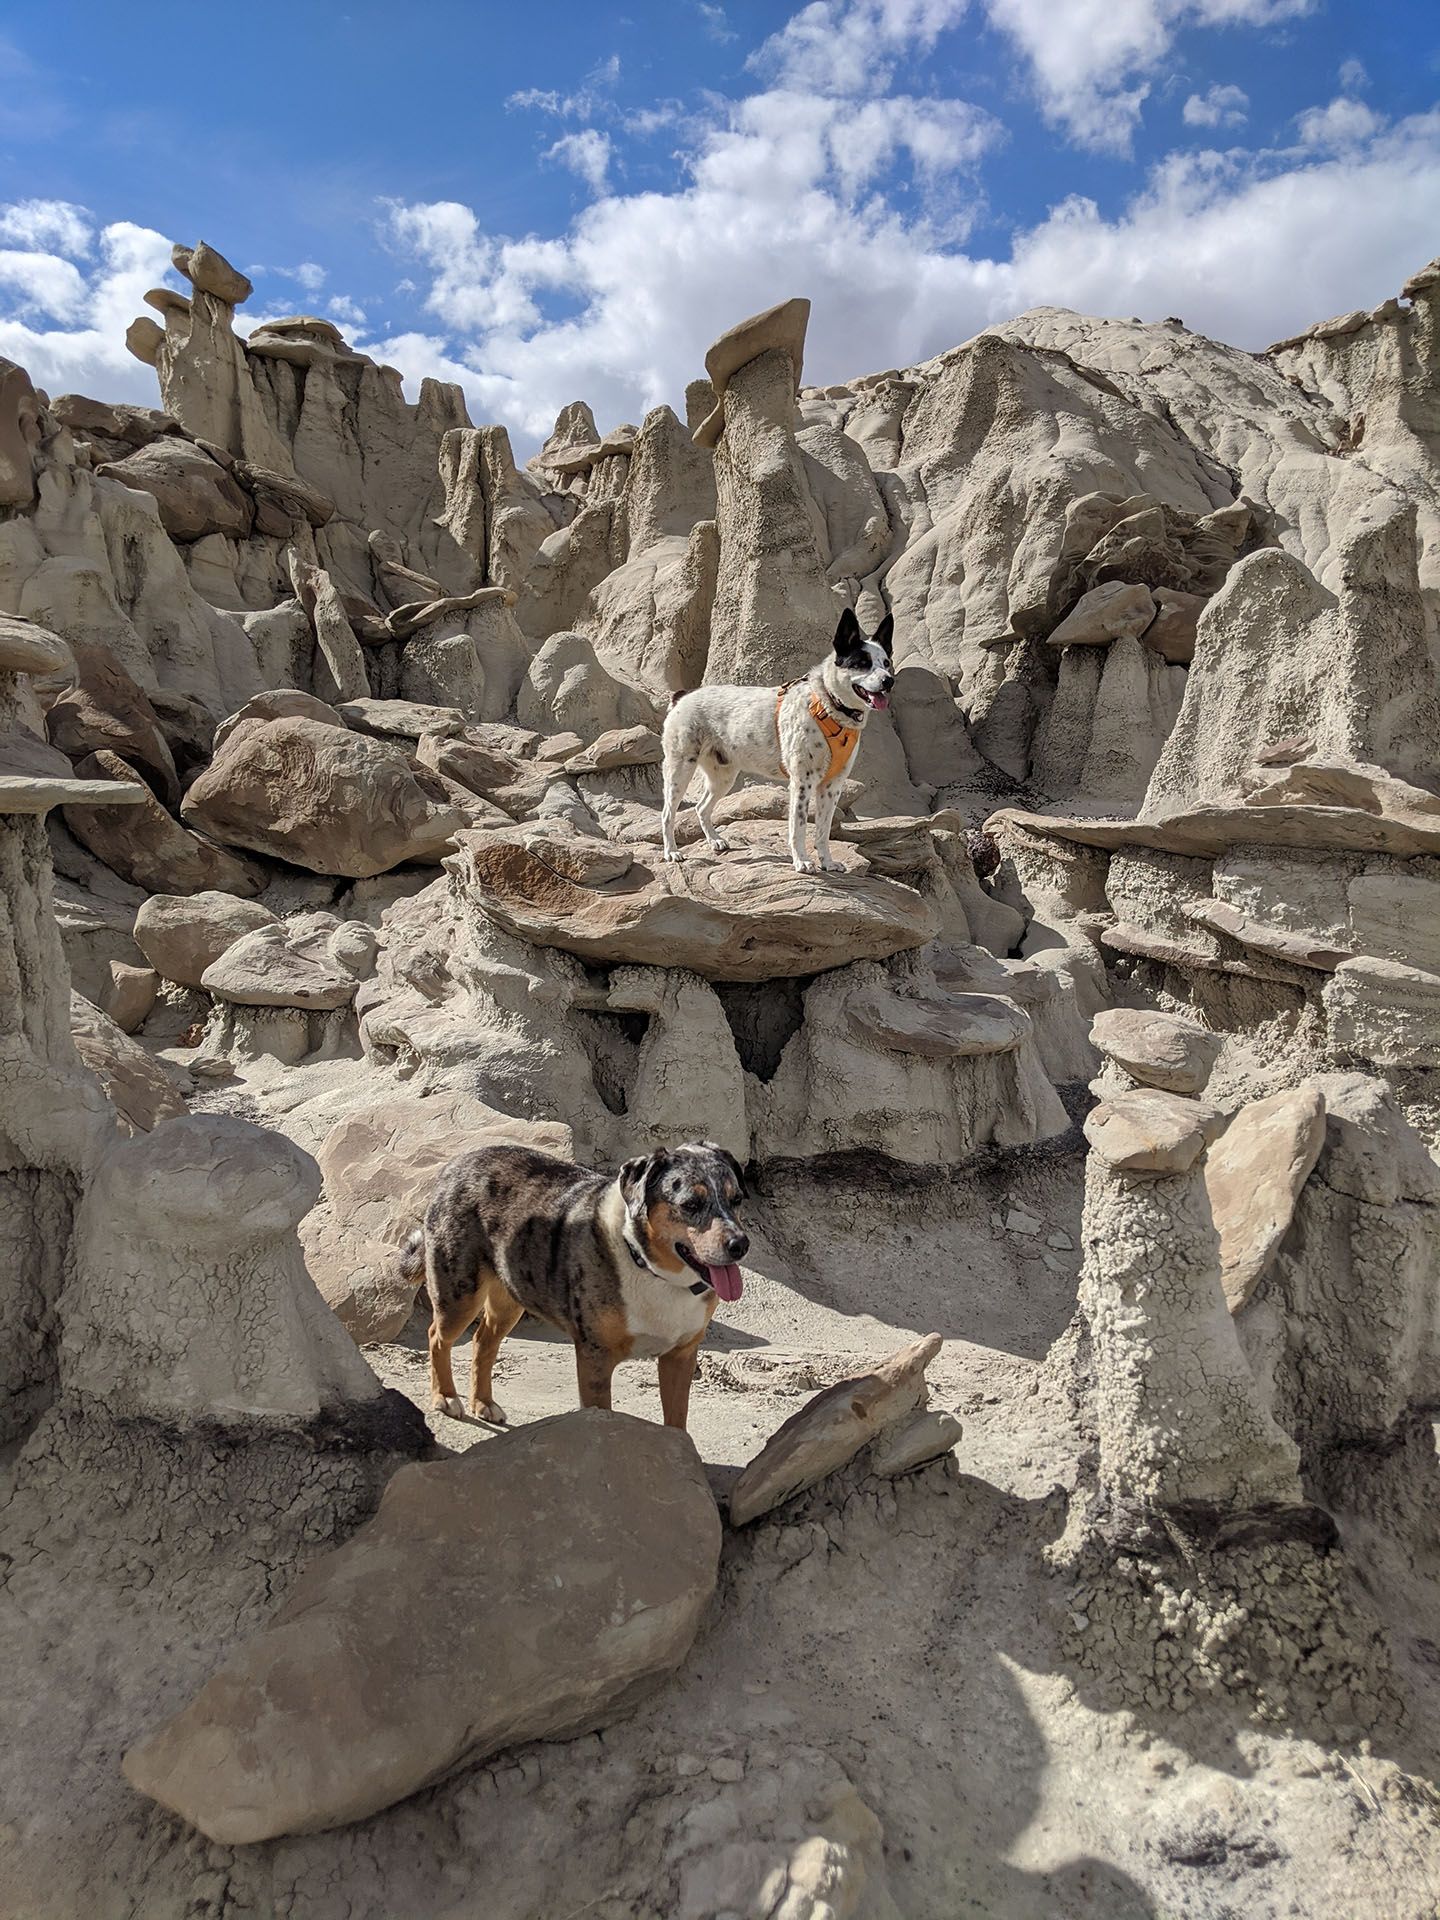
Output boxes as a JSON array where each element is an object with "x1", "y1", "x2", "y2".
[
  {"x1": 400, "y1": 1140, "x2": 749, "y2": 1432},
  {"x1": 661, "y1": 607, "x2": 895, "y2": 873}
]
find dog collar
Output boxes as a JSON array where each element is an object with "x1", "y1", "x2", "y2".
[
  {"x1": 623, "y1": 1219, "x2": 711, "y2": 1293},
  {"x1": 827, "y1": 694, "x2": 866, "y2": 722}
]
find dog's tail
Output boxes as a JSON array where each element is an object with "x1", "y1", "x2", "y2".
[{"x1": 398, "y1": 1226, "x2": 427, "y2": 1288}]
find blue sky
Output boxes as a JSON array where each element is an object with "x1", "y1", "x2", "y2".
[{"x1": 1, "y1": 1, "x2": 1437, "y2": 453}]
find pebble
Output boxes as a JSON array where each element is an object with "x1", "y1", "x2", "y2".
[
  {"x1": 1046, "y1": 1230, "x2": 1074, "y2": 1251},
  {"x1": 709, "y1": 1757, "x2": 745, "y2": 1784},
  {"x1": 1005, "y1": 1208, "x2": 1042, "y2": 1235}
]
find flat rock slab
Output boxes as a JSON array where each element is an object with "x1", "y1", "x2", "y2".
[
  {"x1": 202, "y1": 922, "x2": 358, "y2": 1009},
  {"x1": 728, "y1": 1334, "x2": 941, "y2": 1526},
  {"x1": 845, "y1": 980, "x2": 1029, "y2": 1057},
  {"x1": 450, "y1": 832, "x2": 938, "y2": 982},
  {"x1": 1084, "y1": 1088, "x2": 1226, "y2": 1173},
  {"x1": 1089, "y1": 1007, "x2": 1222, "y2": 1093},
  {"x1": 1206, "y1": 1083, "x2": 1327, "y2": 1311},
  {"x1": 991, "y1": 799, "x2": 1440, "y2": 861},
  {"x1": 123, "y1": 1410, "x2": 720, "y2": 1843}
]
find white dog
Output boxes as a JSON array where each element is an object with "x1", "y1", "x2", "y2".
[{"x1": 661, "y1": 608, "x2": 895, "y2": 873}]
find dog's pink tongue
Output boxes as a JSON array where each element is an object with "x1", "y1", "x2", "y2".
[
  {"x1": 869, "y1": 690, "x2": 890, "y2": 709},
  {"x1": 708, "y1": 1263, "x2": 744, "y2": 1302}
]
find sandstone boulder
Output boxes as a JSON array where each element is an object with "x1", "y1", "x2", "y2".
[
  {"x1": 212, "y1": 689, "x2": 345, "y2": 752},
  {"x1": 45, "y1": 639, "x2": 181, "y2": 807},
  {"x1": 1143, "y1": 587, "x2": 1206, "y2": 663},
  {"x1": 449, "y1": 831, "x2": 938, "y2": 982},
  {"x1": 181, "y1": 718, "x2": 464, "y2": 877},
  {"x1": 1089, "y1": 1007, "x2": 1222, "y2": 1094},
  {"x1": 1083, "y1": 1088, "x2": 1225, "y2": 1173},
  {"x1": 1206, "y1": 1084, "x2": 1327, "y2": 1311},
  {"x1": 97, "y1": 439, "x2": 254, "y2": 544},
  {"x1": 1046, "y1": 581, "x2": 1155, "y2": 648},
  {"x1": 202, "y1": 922, "x2": 359, "y2": 1009},
  {"x1": 133, "y1": 891, "x2": 279, "y2": 987},
  {"x1": 65, "y1": 750, "x2": 264, "y2": 896},
  {"x1": 101, "y1": 960, "x2": 159, "y2": 1034},
  {"x1": 70, "y1": 992, "x2": 187, "y2": 1134},
  {"x1": 729, "y1": 1335, "x2": 942, "y2": 1525},
  {"x1": 122, "y1": 1411, "x2": 720, "y2": 1842}
]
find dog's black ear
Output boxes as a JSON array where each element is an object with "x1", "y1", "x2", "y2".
[
  {"x1": 719, "y1": 1148, "x2": 749, "y2": 1201},
  {"x1": 832, "y1": 606, "x2": 861, "y2": 656},
  {"x1": 618, "y1": 1154, "x2": 657, "y2": 1219},
  {"x1": 871, "y1": 610, "x2": 894, "y2": 657}
]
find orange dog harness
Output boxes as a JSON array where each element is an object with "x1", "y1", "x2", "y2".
[{"x1": 775, "y1": 683, "x2": 861, "y2": 789}]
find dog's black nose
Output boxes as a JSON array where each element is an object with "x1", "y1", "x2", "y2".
[{"x1": 725, "y1": 1231, "x2": 749, "y2": 1261}]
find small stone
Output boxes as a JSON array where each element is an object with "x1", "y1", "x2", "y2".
[
  {"x1": 1046, "y1": 1230, "x2": 1074, "y2": 1251},
  {"x1": 1005, "y1": 1208, "x2": 1042, "y2": 1234},
  {"x1": 709, "y1": 1756, "x2": 745, "y2": 1784}
]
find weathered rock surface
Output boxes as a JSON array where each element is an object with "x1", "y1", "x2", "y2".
[
  {"x1": 122, "y1": 1412, "x2": 721, "y2": 1841},
  {"x1": 729, "y1": 1334, "x2": 941, "y2": 1525},
  {"x1": 69, "y1": 991, "x2": 187, "y2": 1133},
  {"x1": 1083, "y1": 1088, "x2": 1225, "y2": 1173},
  {"x1": 64, "y1": 749, "x2": 264, "y2": 896},
  {"x1": 450, "y1": 831, "x2": 938, "y2": 981},
  {"x1": 202, "y1": 922, "x2": 359, "y2": 1008},
  {"x1": 182, "y1": 717, "x2": 463, "y2": 876},
  {"x1": 1206, "y1": 1084, "x2": 1328, "y2": 1311},
  {"x1": 133, "y1": 890, "x2": 280, "y2": 986},
  {"x1": 1089, "y1": 1007, "x2": 1221, "y2": 1094}
]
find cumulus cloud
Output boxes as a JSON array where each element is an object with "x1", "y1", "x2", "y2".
[
  {"x1": 750, "y1": 0, "x2": 970, "y2": 96},
  {"x1": 544, "y1": 129, "x2": 614, "y2": 194},
  {"x1": 1339, "y1": 57, "x2": 1368, "y2": 93},
  {"x1": 327, "y1": 293, "x2": 367, "y2": 328},
  {"x1": 247, "y1": 259, "x2": 327, "y2": 293},
  {"x1": 1183, "y1": 83, "x2": 1249, "y2": 128},
  {"x1": 370, "y1": 104, "x2": 1440, "y2": 451},
  {"x1": 0, "y1": 198, "x2": 93, "y2": 255},
  {"x1": 0, "y1": 217, "x2": 175, "y2": 403},
  {"x1": 1296, "y1": 95, "x2": 1385, "y2": 151},
  {"x1": 984, "y1": 0, "x2": 1314, "y2": 154}
]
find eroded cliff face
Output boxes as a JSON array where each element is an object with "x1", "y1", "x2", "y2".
[{"x1": 3, "y1": 244, "x2": 1440, "y2": 1919}]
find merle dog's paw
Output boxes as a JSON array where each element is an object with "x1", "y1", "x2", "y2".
[
  {"x1": 433, "y1": 1394, "x2": 466, "y2": 1421},
  {"x1": 817, "y1": 852, "x2": 842, "y2": 873},
  {"x1": 707, "y1": 834, "x2": 732, "y2": 854},
  {"x1": 792, "y1": 855, "x2": 817, "y2": 874},
  {"x1": 662, "y1": 846, "x2": 684, "y2": 862},
  {"x1": 472, "y1": 1399, "x2": 508, "y2": 1426}
]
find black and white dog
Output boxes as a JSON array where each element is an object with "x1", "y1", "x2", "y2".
[{"x1": 661, "y1": 607, "x2": 895, "y2": 873}]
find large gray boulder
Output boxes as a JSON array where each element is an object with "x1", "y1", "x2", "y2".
[
  {"x1": 181, "y1": 716, "x2": 464, "y2": 877},
  {"x1": 122, "y1": 1411, "x2": 720, "y2": 1842}
]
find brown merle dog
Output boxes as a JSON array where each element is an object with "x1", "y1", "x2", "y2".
[{"x1": 400, "y1": 1140, "x2": 749, "y2": 1432}]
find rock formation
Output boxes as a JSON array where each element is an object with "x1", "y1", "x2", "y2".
[{"x1": 3, "y1": 246, "x2": 1440, "y2": 1917}]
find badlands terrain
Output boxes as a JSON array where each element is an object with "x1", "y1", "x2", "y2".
[{"x1": 2, "y1": 242, "x2": 1440, "y2": 1916}]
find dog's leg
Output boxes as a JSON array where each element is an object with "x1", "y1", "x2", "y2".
[
  {"x1": 575, "y1": 1341, "x2": 619, "y2": 1411},
  {"x1": 657, "y1": 1333, "x2": 704, "y2": 1431},
  {"x1": 788, "y1": 772, "x2": 817, "y2": 873},
  {"x1": 661, "y1": 745, "x2": 699, "y2": 862},
  {"x1": 428, "y1": 1293, "x2": 482, "y2": 1421},
  {"x1": 695, "y1": 758, "x2": 739, "y2": 853},
  {"x1": 468, "y1": 1272, "x2": 525, "y2": 1425},
  {"x1": 814, "y1": 780, "x2": 842, "y2": 872}
]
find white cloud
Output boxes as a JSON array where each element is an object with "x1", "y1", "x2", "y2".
[
  {"x1": 544, "y1": 129, "x2": 614, "y2": 194},
  {"x1": 1296, "y1": 94, "x2": 1384, "y2": 151},
  {"x1": 508, "y1": 54, "x2": 622, "y2": 122},
  {"x1": 1339, "y1": 57, "x2": 1368, "y2": 92},
  {"x1": 246, "y1": 259, "x2": 327, "y2": 295},
  {"x1": 1183, "y1": 83, "x2": 1249, "y2": 128},
  {"x1": 0, "y1": 198, "x2": 93, "y2": 255},
  {"x1": 751, "y1": 0, "x2": 970, "y2": 96},
  {"x1": 371, "y1": 104, "x2": 1440, "y2": 451},
  {"x1": 0, "y1": 217, "x2": 174, "y2": 403},
  {"x1": 984, "y1": 0, "x2": 1314, "y2": 154},
  {"x1": 696, "y1": 2, "x2": 738, "y2": 43},
  {"x1": 327, "y1": 294, "x2": 367, "y2": 328},
  {"x1": 0, "y1": 250, "x2": 88, "y2": 320}
]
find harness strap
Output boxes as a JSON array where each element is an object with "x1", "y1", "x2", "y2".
[{"x1": 775, "y1": 683, "x2": 861, "y2": 788}]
